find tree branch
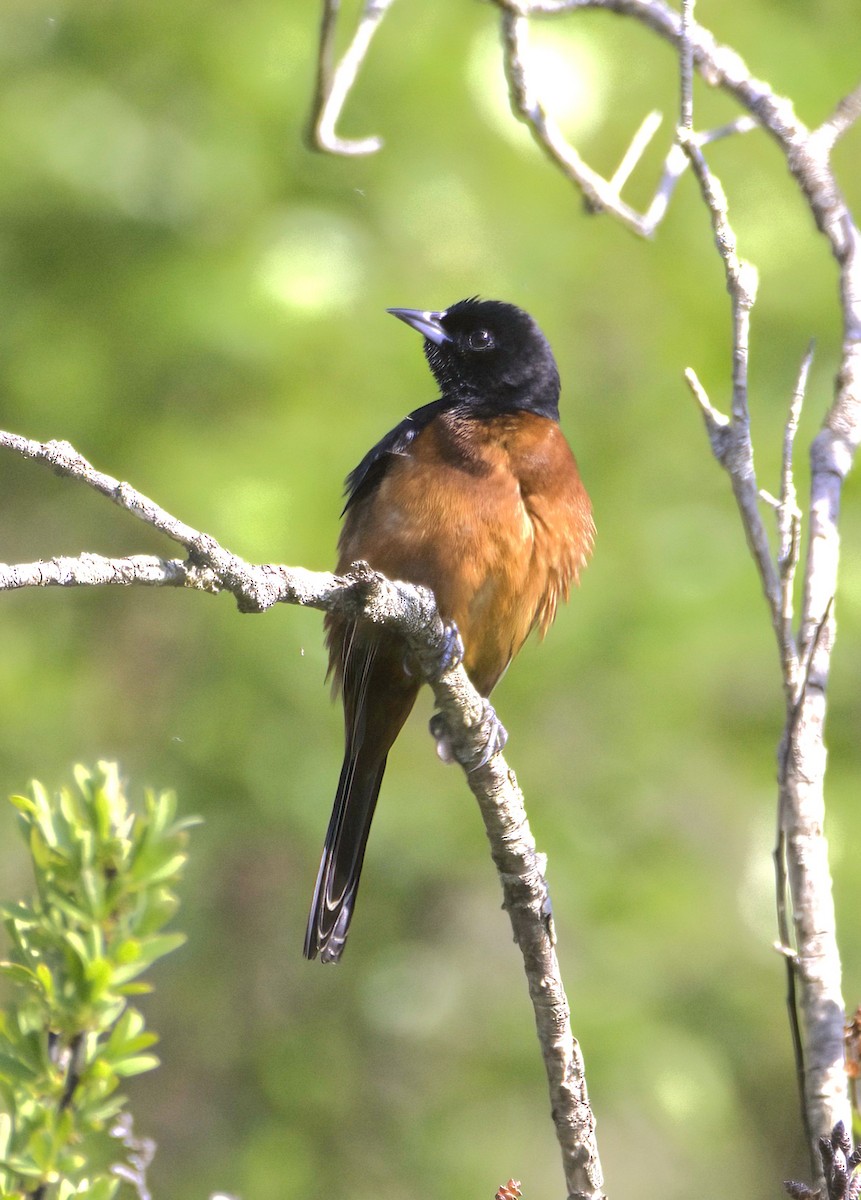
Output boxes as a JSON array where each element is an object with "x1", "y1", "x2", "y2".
[
  {"x1": 811, "y1": 81, "x2": 861, "y2": 155},
  {"x1": 307, "y1": 0, "x2": 397, "y2": 156},
  {"x1": 496, "y1": 3, "x2": 758, "y2": 239},
  {"x1": 496, "y1": 0, "x2": 861, "y2": 1164},
  {"x1": 672, "y1": 0, "x2": 856, "y2": 1167},
  {"x1": 0, "y1": 427, "x2": 605, "y2": 1200}
]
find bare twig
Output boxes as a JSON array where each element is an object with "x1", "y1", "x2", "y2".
[
  {"x1": 110, "y1": 1113, "x2": 156, "y2": 1200},
  {"x1": 0, "y1": 427, "x2": 605, "y2": 1200},
  {"x1": 642, "y1": 116, "x2": 756, "y2": 235},
  {"x1": 305, "y1": 0, "x2": 861, "y2": 1171},
  {"x1": 307, "y1": 0, "x2": 397, "y2": 155},
  {"x1": 495, "y1": 0, "x2": 764, "y2": 240},
  {"x1": 684, "y1": 367, "x2": 729, "y2": 450},
  {"x1": 679, "y1": 0, "x2": 694, "y2": 132},
  {"x1": 811, "y1": 81, "x2": 861, "y2": 155},
  {"x1": 679, "y1": 134, "x2": 783, "y2": 627},
  {"x1": 666, "y1": 0, "x2": 856, "y2": 1164},
  {"x1": 499, "y1": 9, "x2": 652, "y2": 235},
  {"x1": 608, "y1": 109, "x2": 662, "y2": 193},
  {"x1": 777, "y1": 343, "x2": 814, "y2": 696}
]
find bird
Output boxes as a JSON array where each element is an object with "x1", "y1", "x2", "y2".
[{"x1": 303, "y1": 298, "x2": 594, "y2": 963}]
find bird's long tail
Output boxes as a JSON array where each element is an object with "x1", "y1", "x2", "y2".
[
  {"x1": 304, "y1": 629, "x2": 419, "y2": 963},
  {"x1": 303, "y1": 744, "x2": 388, "y2": 963}
]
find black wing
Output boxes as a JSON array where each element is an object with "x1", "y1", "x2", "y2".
[{"x1": 342, "y1": 398, "x2": 451, "y2": 513}]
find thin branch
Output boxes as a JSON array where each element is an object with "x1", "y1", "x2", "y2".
[
  {"x1": 811, "y1": 81, "x2": 861, "y2": 155},
  {"x1": 679, "y1": 134, "x2": 783, "y2": 631},
  {"x1": 684, "y1": 366, "x2": 729, "y2": 449},
  {"x1": 777, "y1": 343, "x2": 814, "y2": 697},
  {"x1": 497, "y1": 1, "x2": 761, "y2": 240},
  {"x1": 0, "y1": 428, "x2": 605, "y2": 1200},
  {"x1": 642, "y1": 116, "x2": 756, "y2": 235},
  {"x1": 664, "y1": 0, "x2": 857, "y2": 1163},
  {"x1": 500, "y1": 9, "x2": 652, "y2": 235},
  {"x1": 773, "y1": 886, "x2": 809, "y2": 1155},
  {"x1": 307, "y1": 0, "x2": 397, "y2": 156},
  {"x1": 608, "y1": 108, "x2": 662, "y2": 193},
  {"x1": 0, "y1": 431, "x2": 206, "y2": 550},
  {"x1": 679, "y1": 0, "x2": 694, "y2": 132},
  {"x1": 110, "y1": 1113, "x2": 156, "y2": 1200},
  {"x1": 0, "y1": 554, "x2": 189, "y2": 592}
]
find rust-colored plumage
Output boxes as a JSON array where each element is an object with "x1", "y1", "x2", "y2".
[{"x1": 304, "y1": 299, "x2": 594, "y2": 963}]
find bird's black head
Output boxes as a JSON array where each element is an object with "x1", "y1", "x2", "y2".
[{"x1": 388, "y1": 298, "x2": 561, "y2": 421}]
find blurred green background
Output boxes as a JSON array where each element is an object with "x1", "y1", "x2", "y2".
[{"x1": 1, "y1": 0, "x2": 860, "y2": 1197}]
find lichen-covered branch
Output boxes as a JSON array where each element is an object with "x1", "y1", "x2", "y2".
[{"x1": 0, "y1": 426, "x2": 605, "y2": 1200}]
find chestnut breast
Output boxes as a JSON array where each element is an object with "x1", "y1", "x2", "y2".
[{"x1": 337, "y1": 409, "x2": 593, "y2": 695}]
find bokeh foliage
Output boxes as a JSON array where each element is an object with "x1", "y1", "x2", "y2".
[{"x1": 0, "y1": 1, "x2": 860, "y2": 1197}]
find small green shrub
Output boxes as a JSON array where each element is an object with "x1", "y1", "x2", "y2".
[{"x1": 0, "y1": 762, "x2": 195, "y2": 1199}]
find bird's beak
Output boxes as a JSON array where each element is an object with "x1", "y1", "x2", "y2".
[{"x1": 387, "y1": 307, "x2": 451, "y2": 345}]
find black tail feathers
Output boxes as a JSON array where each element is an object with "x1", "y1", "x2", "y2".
[{"x1": 303, "y1": 752, "x2": 387, "y2": 963}]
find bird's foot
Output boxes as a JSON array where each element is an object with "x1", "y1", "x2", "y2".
[
  {"x1": 429, "y1": 700, "x2": 507, "y2": 770},
  {"x1": 471, "y1": 700, "x2": 508, "y2": 770},
  {"x1": 404, "y1": 621, "x2": 462, "y2": 682},
  {"x1": 436, "y1": 621, "x2": 464, "y2": 678}
]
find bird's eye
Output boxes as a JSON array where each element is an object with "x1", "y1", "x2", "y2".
[{"x1": 466, "y1": 328, "x2": 495, "y2": 352}]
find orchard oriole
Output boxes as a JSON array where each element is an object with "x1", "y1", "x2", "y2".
[{"x1": 304, "y1": 298, "x2": 594, "y2": 963}]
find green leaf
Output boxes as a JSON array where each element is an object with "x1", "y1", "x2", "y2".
[
  {"x1": 0, "y1": 1153, "x2": 44, "y2": 1178},
  {"x1": 115, "y1": 982, "x2": 152, "y2": 996},
  {"x1": 80, "y1": 1178, "x2": 121, "y2": 1200},
  {"x1": 28, "y1": 825, "x2": 51, "y2": 870},
  {"x1": 24, "y1": 1126, "x2": 54, "y2": 1172},
  {"x1": 8, "y1": 793, "x2": 37, "y2": 818},
  {"x1": 105, "y1": 1033, "x2": 159, "y2": 1064},
  {"x1": 0, "y1": 1052, "x2": 39, "y2": 1084},
  {"x1": 111, "y1": 1053, "x2": 159, "y2": 1077},
  {"x1": 104, "y1": 1008, "x2": 143, "y2": 1049},
  {"x1": 35, "y1": 963, "x2": 54, "y2": 1000},
  {"x1": 110, "y1": 933, "x2": 185, "y2": 985},
  {"x1": 0, "y1": 963, "x2": 42, "y2": 991},
  {"x1": 84, "y1": 957, "x2": 113, "y2": 1001}
]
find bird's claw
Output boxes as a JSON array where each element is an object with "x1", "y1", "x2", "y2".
[
  {"x1": 429, "y1": 700, "x2": 507, "y2": 770},
  {"x1": 406, "y1": 622, "x2": 463, "y2": 682},
  {"x1": 469, "y1": 699, "x2": 507, "y2": 770},
  {"x1": 436, "y1": 622, "x2": 464, "y2": 678}
]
